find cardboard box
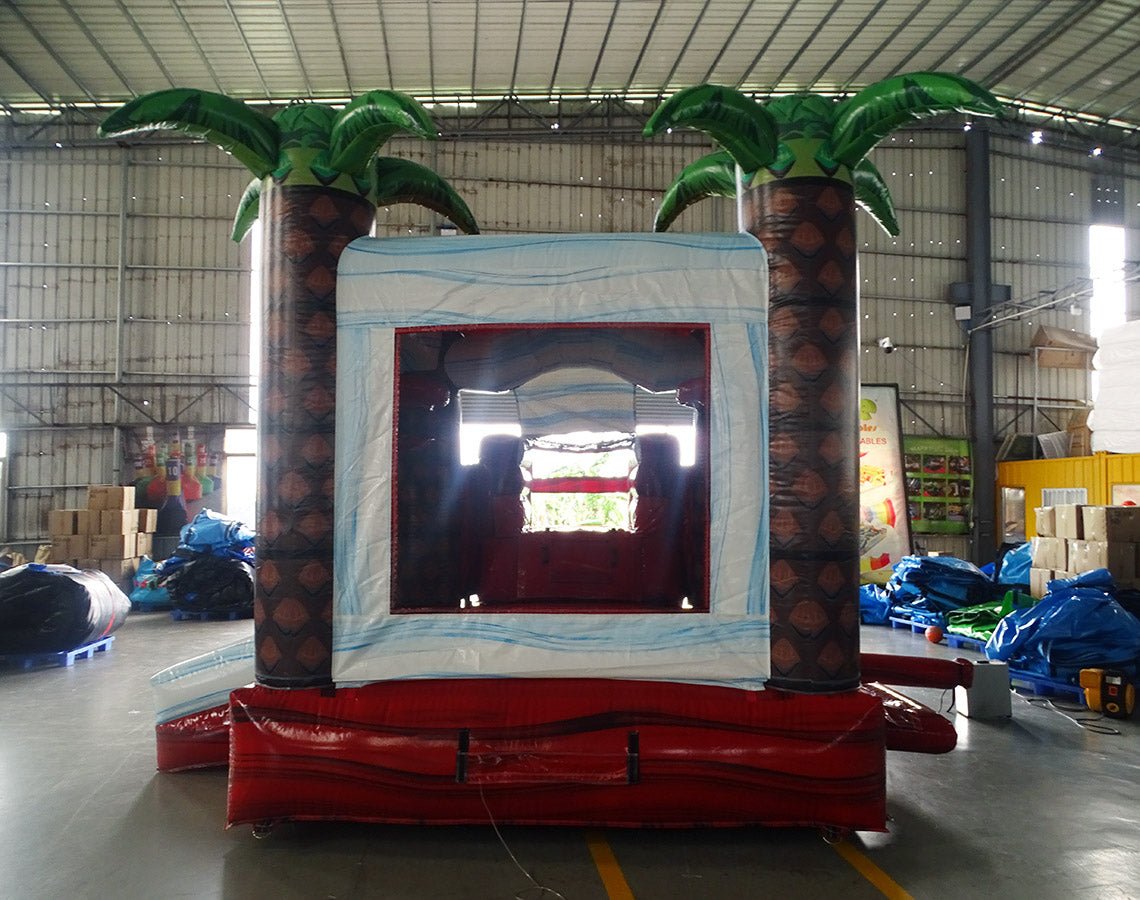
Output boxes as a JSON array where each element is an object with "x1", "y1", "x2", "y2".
[
  {"x1": 1030, "y1": 567, "x2": 1054, "y2": 598},
  {"x1": 67, "y1": 534, "x2": 90, "y2": 560},
  {"x1": 77, "y1": 558, "x2": 99, "y2": 570},
  {"x1": 1031, "y1": 536, "x2": 1067, "y2": 571},
  {"x1": 1067, "y1": 540, "x2": 1137, "y2": 580},
  {"x1": 1035, "y1": 506, "x2": 1056, "y2": 537},
  {"x1": 136, "y1": 508, "x2": 158, "y2": 533},
  {"x1": 1054, "y1": 570, "x2": 1078, "y2": 582},
  {"x1": 1030, "y1": 325, "x2": 1096, "y2": 369},
  {"x1": 48, "y1": 509, "x2": 80, "y2": 537},
  {"x1": 75, "y1": 509, "x2": 96, "y2": 534},
  {"x1": 136, "y1": 532, "x2": 153, "y2": 558},
  {"x1": 98, "y1": 557, "x2": 138, "y2": 582},
  {"x1": 89, "y1": 533, "x2": 135, "y2": 558},
  {"x1": 1082, "y1": 505, "x2": 1140, "y2": 543},
  {"x1": 87, "y1": 485, "x2": 135, "y2": 511},
  {"x1": 1054, "y1": 504, "x2": 1084, "y2": 539},
  {"x1": 99, "y1": 509, "x2": 138, "y2": 534},
  {"x1": 49, "y1": 542, "x2": 71, "y2": 564}
]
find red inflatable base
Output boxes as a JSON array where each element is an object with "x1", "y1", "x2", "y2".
[{"x1": 225, "y1": 679, "x2": 886, "y2": 830}]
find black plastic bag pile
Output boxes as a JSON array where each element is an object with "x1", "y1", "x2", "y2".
[
  {"x1": 161, "y1": 553, "x2": 254, "y2": 616},
  {"x1": 0, "y1": 563, "x2": 130, "y2": 655},
  {"x1": 157, "y1": 509, "x2": 256, "y2": 617}
]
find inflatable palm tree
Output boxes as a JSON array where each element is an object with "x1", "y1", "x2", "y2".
[
  {"x1": 101, "y1": 90, "x2": 478, "y2": 687},
  {"x1": 645, "y1": 75, "x2": 1000, "y2": 692}
]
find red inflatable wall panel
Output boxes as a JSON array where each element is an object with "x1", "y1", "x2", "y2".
[{"x1": 226, "y1": 679, "x2": 886, "y2": 830}]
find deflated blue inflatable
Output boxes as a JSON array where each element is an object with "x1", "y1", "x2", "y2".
[{"x1": 985, "y1": 568, "x2": 1140, "y2": 681}]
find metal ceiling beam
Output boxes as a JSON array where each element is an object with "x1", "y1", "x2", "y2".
[
  {"x1": 112, "y1": 0, "x2": 177, "y2": 90},
  {"x1": 324, "y1": 0, "x2": 354, "y2": 95},
  {"x1": 469, "y1": 0, "x2": 480, "y2": 96},
  {"x1": 586, "y1": 0, "x2": 619, "y2": 94},
  {"x1": 426, "y1": 0, "x2": 437, "y2": 96},
  {"x1": 375, "y1": 0, "x2": 395, "y2": 90},
  {"x1": 806, "y1": 0, "x2": 890, "y2": 90},
  {"x1": 1051, "y1": 44, "x2": 1140, "y2": 111},
  {"x1": 509, "y1": 0, "x2": 528, "y2": 96},
  {"x1": 5, "y1": 2, "x2": 101, "y2": 105},
  {"x1": 917, "y1": 1, "x2": 1006, "y2": 74},
  {"x1": 221, "y1": 0, "x2": 272, "y2": 98},
  {"x1": 0, "y1": 46, "x2": 57, "y2": 109},
  {"x1": 771, "y1": 0, "x2": 845, "y2": 87},
  {"x1": 58, "y1": 0, "x2": 137, "y2": 97},
  {"x1": 274, "y1": 0, "x2": 314, "y2": 98},
  {"x1": 548, "y1": 0, "x2": 574, "y2": 95},
  {"x1": 1012, "y1": 2, "x2": 1135, "y2": 95},
  {"x1": 841, "y1": 0, "x2": 937, "y2": 89},
  {"x1": 166, "y1": 0, "x2": 224, "y2": 94},
  {"x1": 660, "y1": 0, "x2": 712, "y2": 90},
  {"x1": 700, "y1": 0, "x2": 756, "y2": 84},
  {"x1": 734, "y1": 0, "x2": 801, "y2": 89},
  {"x1": 980, "y1": 0, "x2": 1103, "y2": 86},
  {"x1": 623, "y1": 0, "x2": 666, "y2": 93},
  {"x1": 954, "y1": 0, "x2": 1057, "y2": 81}
]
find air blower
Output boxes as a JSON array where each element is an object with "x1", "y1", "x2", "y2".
[{"x1": 1079, "y1": 669, "x2": 1135, "y2": 719}]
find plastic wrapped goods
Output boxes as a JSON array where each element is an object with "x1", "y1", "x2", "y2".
[{"x1": 0, "y1": 563, "x2": 130, "y2": 654}]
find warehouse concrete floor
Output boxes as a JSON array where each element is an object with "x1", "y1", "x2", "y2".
[{"x1": 1, "y1": 612, "x2": 1137, "y2": 899}]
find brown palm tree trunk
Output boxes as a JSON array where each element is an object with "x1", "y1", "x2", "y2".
[
  {"x1": 255, "y1": 184, "x2": 375, "y2": 687},
  {"x1": 745, "y1": 178, "x2": 861, "y2": 692}
]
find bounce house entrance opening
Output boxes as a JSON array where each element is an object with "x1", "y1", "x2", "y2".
[{"x1": 392, "y1": 323, "x2": 710, "y2": 615}]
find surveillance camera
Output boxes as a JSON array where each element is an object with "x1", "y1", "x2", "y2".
[{"x1": 877, "y1": 337, "x2": 896, "y2": 354}]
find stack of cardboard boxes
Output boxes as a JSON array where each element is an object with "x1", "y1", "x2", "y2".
[
  {"x1": 1030, "y1": 504, "x2": 1140, "y2": 597},
  {"x1": 47, "y1": 485, "x2": 158, "y2": 586}
]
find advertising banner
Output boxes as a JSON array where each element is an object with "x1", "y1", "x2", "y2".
[{"x1": 858, "y1": 384, "x2": 912, "y2": 583}]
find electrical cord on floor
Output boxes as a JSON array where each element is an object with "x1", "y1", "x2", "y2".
[
  {"x1": 479, "y1": 786, "x2": 568, "y2": 900},
  {"x1": 937, "y1": 687, "x2": 956, "y2": 715},
  {"x1": 1017, "y1": 692, "x2": 1123, "y2": 735}
]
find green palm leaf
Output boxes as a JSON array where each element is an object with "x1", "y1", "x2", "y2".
[
  {"x1": 643, "y1": 84, "x2": 780, "y2": 174},
  {"x1": 853, "y1": 159, "x2": 900, "y2": 236},
  {"x1": 231, "y1": 178, "x2": 262, "y2": 242},
  {"x1": 655, "y1": 151, "x2": 740, "y2": 232},
  {"x1": 99, "y1": 89, "x2": 279, "y2": 179},
  {"x1": 330, "y1": 91, "x2": 437, "y2": 174},
  {"x1": 828, "y1": 72, "x2": 1002, "y2": 168},
  {"x1": 373, "y1": 157, "x2": 479, "y2": 234}
]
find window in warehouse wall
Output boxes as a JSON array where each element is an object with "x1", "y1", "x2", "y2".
[
  {"x1": 1089, "y1": 224, "x2": 1126, "y2": 340},
  {"x1": 223, "y1": 221, "x2": 261, "y2": 530}
]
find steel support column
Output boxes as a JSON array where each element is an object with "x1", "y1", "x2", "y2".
[{"x1": 967, "y1": 125, "x2": 997, "y2": 562}]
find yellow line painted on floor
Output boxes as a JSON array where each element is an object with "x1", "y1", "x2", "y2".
[
  {"x1": 832, "y1": 838, "x2": 914, "y2": 900},
  {"x1": 585, "y1": 831, "x2": 635, "y2": 900}
]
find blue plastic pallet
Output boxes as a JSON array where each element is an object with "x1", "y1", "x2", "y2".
[
  {"x1": 1008, "y1": 668, "x2": 1086, "y2": 706},
  {"x1": 0, "y1": 635, "x2": 115, "y2": 670},
  {"x1": 170, "y1": 608, "x2": 251, "y2": 622},
  {"x1": 889, "y1": 616, "x2": 928, "y2": 633}
]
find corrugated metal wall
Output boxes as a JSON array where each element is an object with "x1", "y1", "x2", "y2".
[
  {"x1": 1, "y1": 138, "x2": 252, "y2": 544},
  {"x1": 2, "y1": 122, "x2": 1133, "y2": 550}
]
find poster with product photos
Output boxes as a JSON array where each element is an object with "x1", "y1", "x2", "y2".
[{"x1": 904, "y1": 436, "x2": 972, "y2": 534}]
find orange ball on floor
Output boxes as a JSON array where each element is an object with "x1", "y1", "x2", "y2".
[{"x1": 925, "y1": 625, "x2": 944, "y2": 643}]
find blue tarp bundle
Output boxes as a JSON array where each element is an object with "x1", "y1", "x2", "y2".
[
  {"x1": 157, "y1": 510, "x2": 256, "y2": 615},
  {"x1": 885, "y1": 555, "x2": 1001, "y2": 628},
  {"x1": 859, "y1": 584, "x2": 892, "y2": 625},
  {"x1": 985, "y1": 568, "x2": 1140, "y2": 681},
  {"x1": 996, "y1": 541, "x2": 1032, "y2": 587}
]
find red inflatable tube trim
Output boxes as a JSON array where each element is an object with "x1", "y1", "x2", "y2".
[
  {"x1": 225, "y1": 679, "x2": 887, "y2": 830},
  {"x1": 155, "y1": 704, "x2": 231, "y2": 772},
  {"x1": 861, "y1": 653, "x2": 974, "y2": 689},
  {"x1": 860, "y1": 683, "x2": 958, "y2": 754}
]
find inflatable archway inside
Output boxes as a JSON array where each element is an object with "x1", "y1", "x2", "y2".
[{"x1": 154, "y1": 231, "x2": 966, "y2": 831}]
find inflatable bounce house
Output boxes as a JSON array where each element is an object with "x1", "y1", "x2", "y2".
[{"x1": 101, "y1": 72, "x2": 1000, "y2": 833}]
